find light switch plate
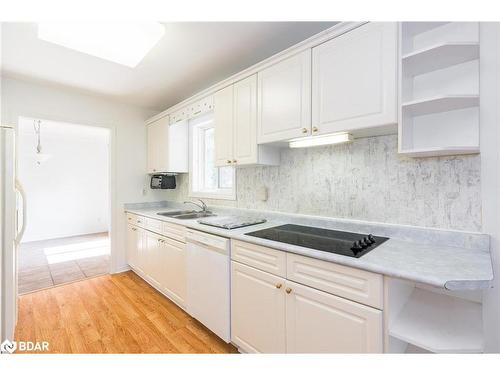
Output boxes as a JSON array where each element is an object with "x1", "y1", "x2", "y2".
[{"x1": 257, "y1": 186, "x2": 268, "y2": 202}]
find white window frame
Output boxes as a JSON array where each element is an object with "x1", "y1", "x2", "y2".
[{"x1": 189, "y1": 112, "x2": 236, "y2": 200}]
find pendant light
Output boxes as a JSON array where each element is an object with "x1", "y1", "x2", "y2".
[{"x1": 33, "y1": 120, "x2": 51, "y2": 165}]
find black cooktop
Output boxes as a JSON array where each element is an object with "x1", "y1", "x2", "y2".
[{"x1": 245, "y1": 224, "x2": 389, "y2": 258}]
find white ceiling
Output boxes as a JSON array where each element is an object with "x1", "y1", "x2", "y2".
[{"x1": 1, "y1": 22, "x2": 337, "y2": 111}]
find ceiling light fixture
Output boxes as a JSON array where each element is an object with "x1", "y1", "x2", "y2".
[
  {"x1": 289, "y1": 132, "x2": 354, "y2": 149},
  {"x1": 37, "y1": 22, "x2": 166, "y2": 68},
  {"x1": 33, "y1": 120, "x2": 51, "y2": 166}
]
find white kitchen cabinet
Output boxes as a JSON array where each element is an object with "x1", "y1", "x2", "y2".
[
  {"x1": 257, "y1": 50, "x2": 312, "y2": 143},
  {"x1": 147, "y1": 115, "x2": 188, "y2": 174},
  {"x1": 231, "y1": 261, "x2": 286, "y2": 353},
  {"x1": 127, "y1": 224, "x2": 147, "y2": 274},
  {"x1": 147, "y1": 115, "x2": 168, "y2": 174},
  {"x1": 233, "y1": 75, "x2": 258, "y2": 165},
  {"x1": 126, "y1": 224, "x2": 141, "y2": 271},
  {"x1": 159, "y1": 237, "x2": 187, "y2": 307},
  {"x1": 285, "y1": 280, "x2": 383, "y2": 353},
  {"x1": 312, "y1": 22, "x2": 397, "y2": 136},
  {"x1": 214, "y1": 85, "x2": 234, "y2": 166},
  {"x1": 215, "y1": 76, "x2": 279, "y2": 167},
  {"x1": 230, "y1": 240, "x2": 384, "y2": 354},
  {"x1": 144, "y1": 231, "x2": 163, "y2": 287}
]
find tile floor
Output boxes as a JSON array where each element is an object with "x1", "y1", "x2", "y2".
[{"x1": 18, "y1": 232, "x2": 110, "y2": 294}]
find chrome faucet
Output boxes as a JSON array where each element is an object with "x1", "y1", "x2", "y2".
[{"x1": 183, "y1": 199, "x2": 209, "y2": 212}]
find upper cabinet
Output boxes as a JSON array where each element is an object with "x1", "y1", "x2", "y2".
[
  {"x1": 257, "y1": 50, "x2": 312, "y2": 144},
  {"x1": 215, "y1": 74, "x2": 280, "y2": 167},
  {"x1": 312, "y1": 22, "x2": 398, "y2": 136},
  {"x1": 147, "y1": 115, "x2": 188, "y2": 174},
  {"x1": 214, "y1": 85, "x2": 234, "y2": 166},
  {"x1": 147, "y1": 23, "x2": 400, "y2": 156}
]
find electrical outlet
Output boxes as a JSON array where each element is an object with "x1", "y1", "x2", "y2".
[{"x1": 258, "y1": 186, "x2": 268, "y2": 202}]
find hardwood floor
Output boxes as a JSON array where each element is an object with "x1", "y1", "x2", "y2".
[{"x1": 15, "y1": 271, "x2": 238, "y2": 353}]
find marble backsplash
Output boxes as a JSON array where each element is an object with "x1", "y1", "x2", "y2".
[{"x1": 161, "y1": 134, "x2": 482, "y2": 232}]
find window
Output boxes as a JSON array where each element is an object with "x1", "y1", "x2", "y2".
[{"x1": 189, "y1": 113, "x2": 235, "y2": 200}]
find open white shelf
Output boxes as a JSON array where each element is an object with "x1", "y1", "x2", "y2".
[
  {"x1": 399, "y1": 146, "x2": 480, "y2": 158},
  {"x1": 402, "y1": 95, "x2": 479, "y2": 116},
  {"x1": 401, "y1": 22, "x2": 450, "y2": 41},
  {"x1": 402, "y1": 42, "x2": 479, "y2": 76},
  {"x1": 398, "y1": 22, "x2": 480, "y2": 158},
  {"x1": 389, "y1": 288, "x2": 483, "y2": 353}
]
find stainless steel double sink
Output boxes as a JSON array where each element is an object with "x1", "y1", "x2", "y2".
[{"x1": 157, "y1": 210, "x2": 216, "y2": 220}]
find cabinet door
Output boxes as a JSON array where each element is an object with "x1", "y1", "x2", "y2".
[
  {"x1": 144, "y1": 231, "x2": 162, "y2": 286},
  {"x1": 257, "y1": 50, "x2": 312, "y2": 143},
  {"x1": 214, "y1": 85, "x2": 234, "y2": 167},
  {"x1": 159, "y1": 237, "x2": 186, "y2": 307},
  {"x1": 231, "y1": 261, "x2": 286, "y2": 353},
  {"x1": 233, "y1": 74, "x2": 258, "y2": 165},
  {"x1": 133, "y1": 227, "x2": 146, "y2": 274},
  {"x1": 285, "y1": 280, "x2": 383, "y2": 353},
  {"x1": 312, "y1": 22, "x2": 397, "y2": 135},
  {"x1": 147, "y1": 116, "x2": 169, "y2": 173},
  {"x1": 126, "y1": 225, "x2": 139, "y2": 270}
]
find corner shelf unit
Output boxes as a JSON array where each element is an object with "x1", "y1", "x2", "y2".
[
  {"x1": 398, "y1": 22, "x2": 480, "y2": 158},
  {"x1": 384, "y1": 278, "x2": 484, "y2": 354},
  {"x1": 402, "y1": 95, "x2": 479, "y2": 116},
  {"x1": 388, "y1": 288, "x2": 483, "y2": 353},
  {"x1": 402, "y1": 42, "x2": 479, "y2": 76}
]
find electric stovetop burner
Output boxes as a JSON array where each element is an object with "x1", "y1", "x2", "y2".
[{"x1": 245, "y1": 224, "x2": 389, "y2": 258}]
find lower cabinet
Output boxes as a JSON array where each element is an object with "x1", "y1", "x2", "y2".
[
  {"x1": 231, "y1": 261, "x2": 286, "y2": 353},
  {"x1": 126, "y1": 224, "x2": 140, "y2": 270},
  {"x1": 158, "y1": 237, "x2": 187, "y2": 307},
  {"x1": 285, "y1": 280, "x2": 383, "y2": 353},
  {"x1": 126, "y1": 221, "x2": 187, "y2": 308},
  {"x1": 231, "y1": 254, "x2": 383, "y2": 353},
  {"x1": 127, "y1": 224, "x2": 145, "y2": 273}
]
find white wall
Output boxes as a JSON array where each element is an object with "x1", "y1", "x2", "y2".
[
  {"x1": 1, "y1": 76, "x2": 162, "y2": 272},
  {"x1": 480, "y1": 23, "x2": 500, "y2": 353},
  {"x1": 18, "y1": 117, "x2": 109, "y2": 242}
]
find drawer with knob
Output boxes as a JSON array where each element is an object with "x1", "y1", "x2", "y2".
[
  {"x1": 286, "y1": 253, "x2": 383, "y2": 309},
  {"x1": 231, "y1": 240, "x2": 286, "y2": 277},
  {"x1": 126, "y1": 213, "x2": 146, "y2": 228}
]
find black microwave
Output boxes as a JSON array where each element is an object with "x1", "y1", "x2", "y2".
[{"x1": 150, "y1": 174, "x2": 176, "y2": 189}]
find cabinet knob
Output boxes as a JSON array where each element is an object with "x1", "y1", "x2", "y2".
[
  {"x1": 232, "y1": 159, "x2": 237, "y2": 164},
  {"x1": 312, "y1": 126, "x2": 318, "y2": 133},
  {"x1": 301, "y1": 128, "x2": 308, "y2": 134},
  {"x1": 275, "y1": 283, "x2": 282, "y2": 289},
  {"x1": 285, "y1": 287, "x2": 292, "y2": 294},
  {"x1": 227, "y1": 160, "x2": 232, "y2": 164}
]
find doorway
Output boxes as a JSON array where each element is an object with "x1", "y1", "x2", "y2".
[{"x1": 17, "y1": 117, "x2": 111, "y2": 293}]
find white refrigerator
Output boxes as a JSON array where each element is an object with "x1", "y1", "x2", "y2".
[{"x1": 0, "y1": 125, "x2": 26, "y2": 342}]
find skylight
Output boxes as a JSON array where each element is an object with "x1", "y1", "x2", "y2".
[{"x1": 37, "y1": 22, "x2": 165, "y2": 68}]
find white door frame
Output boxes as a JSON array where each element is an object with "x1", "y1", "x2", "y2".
[{"x1": 14, "y1": 115, "x2": 118, "y2": 275}]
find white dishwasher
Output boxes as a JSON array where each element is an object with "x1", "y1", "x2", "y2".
[{"x1": 185, "y1": 228, "x2": 231, "y2": 343}]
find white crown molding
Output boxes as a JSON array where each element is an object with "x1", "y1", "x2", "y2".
[{"x1": 146, "y1": 21, "x2": 367, "y2": 124}]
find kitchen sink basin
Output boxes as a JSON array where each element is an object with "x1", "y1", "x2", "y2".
[
  {"x1": 157, "y1": 210, "x2": 216, "y2": 220},
  {"x1": 173, "y1": 212, "x2": 216, "y2": 220},
  {"x1": 157, "y1": 210, "x2": 196, "y2": 217}
]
